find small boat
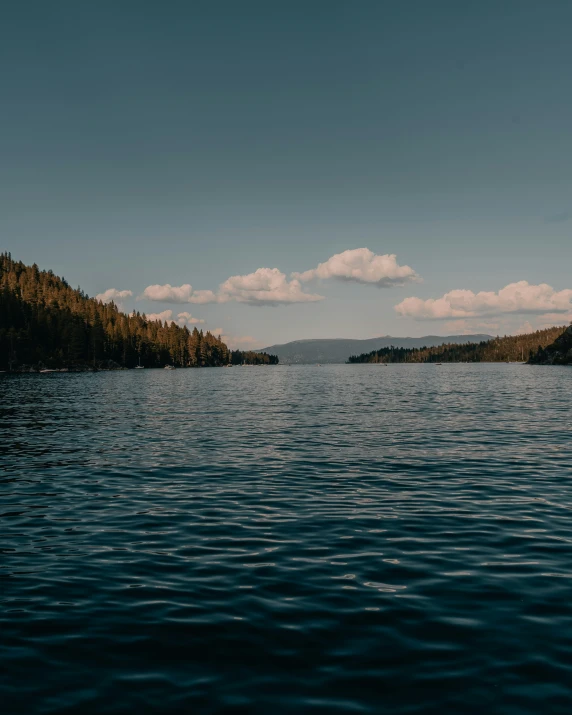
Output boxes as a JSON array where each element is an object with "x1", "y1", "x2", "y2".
[
  {"x1": 164, "y1": 365, "x2": 175, "y2": 370},
  {"x1": 135, "y1": 357, "x2": 144, "y2": 369},
  {"x1": 40, "y1": 369, "x2": 58, "y2": 373},
  {"x1": 435, "y1": 363, "x2": 442, "y2": 366}
]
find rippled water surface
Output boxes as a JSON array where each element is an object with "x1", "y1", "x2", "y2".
[{"x1": 2, "y1": 365, "x2": 572, "y2": 713}]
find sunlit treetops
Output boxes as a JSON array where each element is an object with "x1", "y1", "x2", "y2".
[
  {"x1": 347, "y1": 326, "x2": 567, "y2": 364},
  {"x1": 0, "y1": 253, "x2": 278, "y2": 369}
]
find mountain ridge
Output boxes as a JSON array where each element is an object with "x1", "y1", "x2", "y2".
[{"x1": 261, "y1": 335, "x2": 494, "y2": 364}]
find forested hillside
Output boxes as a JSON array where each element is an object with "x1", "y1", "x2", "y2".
[
  {"x1": 0, "y1": 253, "x2": 277, "y2": 370},
  {"x1": 347, "y1": 326, "x2": 567, "y2": 364},
  {"x1": 528, "y1": 325, "x2": 572, "y2": 365}
]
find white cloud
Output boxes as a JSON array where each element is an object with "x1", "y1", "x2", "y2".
[
  {"x1": 96, "y1": 288, "x2": 133, "y2": 303},
  {"x1": 219, "y1": 267, "x2": 323, "y2": 306},
  {"x1": 395, "y1": 281, "x2": 572, "y2": 320},
  {"x1": 188, "y1": 289, "x2": 222, "y2": 304},
  {"x1": 293, "y1": 248, "x2": 420, "y2": 287},
  {"x1": 145, "y1": 309, "x2": 173, "y2": 323},
  {"x1": 144, "y1": 310, "x2": 209, "y2": 327},
  {"x1": 176, "y1": 312, "x2": 205, "y2": 326},
  {"x1": 139, "y1": 271, "x2": 317, "y2": 306},
  {"x1": 139, "y1": 284, "x2": 195, "y2": 303}
]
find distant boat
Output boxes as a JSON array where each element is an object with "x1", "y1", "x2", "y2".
[
  {"x1": 135, "y1": 357, "x2": 144, "y2": 369},
  {"x1": 435, "y1": 363, "x2": 442, "y2": 366},
  {"x1": 164, "y1": 365, "x2": 175, "y2": 370},
  {"x1": 40, "y1": 369, "x2": 57, "y2": 373}
]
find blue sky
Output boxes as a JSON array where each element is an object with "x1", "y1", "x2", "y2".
[{"x1": 2, "y1": 1, "x2": 571, "y2": 347}]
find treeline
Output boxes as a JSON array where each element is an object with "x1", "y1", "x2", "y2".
[
  {"x1": 0, "y1": 253, "x2": 278, "y2": 369},
  {"x1": 347, "y1": 326, "x2": 567, "y2": 364},
  {"x1": 230, "y1": 350, "x2": 278, "y2": 365},
  {"x1": 529, "y1": 325, "x2": 572, "y2": 365}
]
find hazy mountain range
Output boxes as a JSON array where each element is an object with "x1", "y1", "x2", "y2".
[{"x1": 261, "y1": 335, "x2": 493, "y2": 364}]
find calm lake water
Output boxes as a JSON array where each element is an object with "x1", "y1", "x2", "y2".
[{"x1": 2, "y1": 364, "x2": 572, "y2": 714}]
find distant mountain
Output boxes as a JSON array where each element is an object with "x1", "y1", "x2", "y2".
[{"x1": 261, "y1": 335, "x2": 494, "y2": 364}]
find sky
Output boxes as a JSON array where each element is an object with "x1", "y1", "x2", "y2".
[{"x1": 1, "y1": 0, "x2": 571, "y2": 348}]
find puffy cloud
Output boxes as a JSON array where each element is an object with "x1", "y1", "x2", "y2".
[
  {"x1": 144, "y1": 310, "x2": 208, "y2": 327},
  {"x1": 219, "y1": 268, "x2": 323, "y2": 306},
  {"x1": 395, "y1": 281, "x2": 572, "y2": 320},
  {"x1": 176, "y1": 312, "x2": 205, "y2": 326},
  {"x1": 139, "y1": 284, "x2": 194, "y2": 303},
  {"x1": 141, "y1": 279, "x2": 309, "y2": 306},
  {"x1": 141, "y1": 269, "x2": 323, "y2": 307},
  {"x1": 188, "y1": 289, "x2": 222, "y2": 304},
  {"x1": 96, "y1": 288, "x2": 133, "y2": 303},
  {"x1": 139, "y1": 283, "x2": 225, "y2": 304},
  {"x1": 145, "y1": 309, "x2": 173, "y2": 323},
  {"x1": 293, "y1": 248, "x2": 420, "y2": 286}
]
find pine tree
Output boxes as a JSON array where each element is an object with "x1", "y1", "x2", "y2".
[{"x1": 0, "y1": 253, "x2": 278, "y2": 370}]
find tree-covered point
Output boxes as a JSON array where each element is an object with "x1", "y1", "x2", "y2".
[
  {"x1": 0, "y1": 253, "x2": 278, "y2": 370},
  {"x1": 347, "y1": 326, "x2": 567, "y2": 364},
  {"x1": 528, "y1": 324, "x2": 572, "y2": 365}
]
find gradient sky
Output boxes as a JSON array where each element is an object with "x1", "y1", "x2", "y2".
[{"x1": 2, "y1": 1, "x2": 571, "y2": 347}]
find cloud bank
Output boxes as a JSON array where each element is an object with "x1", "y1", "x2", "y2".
[
  {"x1": 293, "y1": 248, "x2": 420, "y2": 287},
  {"x1": 96, "y1": 288, "x2": 133, "y2": 303},
  {"x1": 139, "y1": 249, "x2": 419, "y2": 308},
  {"x1": 141, "y1": 269, "x2": 323, "y2": 307},
  {"x1": 395, "y1": 281, "x2": 572, "y2": 320}
]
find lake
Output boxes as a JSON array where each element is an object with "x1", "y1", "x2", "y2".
[{"x1": 2, "y1": 364, "x2": 572, "y2": 713}]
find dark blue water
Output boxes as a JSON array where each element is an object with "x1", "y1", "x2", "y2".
[{"x1": 2, "y1": 365, "x2": 572, "y2": 714}]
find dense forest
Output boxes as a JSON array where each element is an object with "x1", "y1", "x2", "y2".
[
  {"x1": 528, "y1": 325, "x2": 572, "y2": 365},
  {"x1": 347, "y1": 326, "x2": 568, "y2": 364},
  {"x1": 0, "y1": 253, "x2": 278, "y2": 370}
]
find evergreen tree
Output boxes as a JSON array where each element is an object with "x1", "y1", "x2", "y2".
[
  {"x1": 347, "y1": 327, "x2": 568, "y2": 364},
  {"x1": 0, "y1": 254, "x2": 278, "y2": 370}
]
